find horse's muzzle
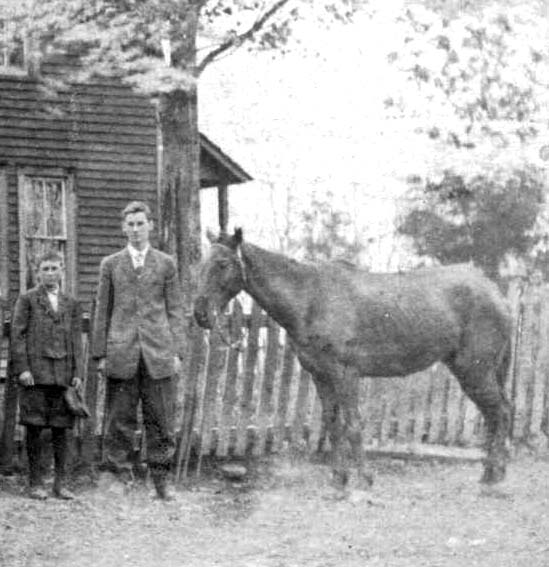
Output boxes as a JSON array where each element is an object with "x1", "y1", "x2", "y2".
[{"x1": 193, "y1": 295, "x2": 214, "y2": 329}]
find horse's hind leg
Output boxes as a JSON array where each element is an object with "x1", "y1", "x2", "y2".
[
  {"x1": 446, "y1": 343, "x2": 511, "y2": 484},
  {"x1": 336, "y1": 369, "x2": 373, "y2": 488}
]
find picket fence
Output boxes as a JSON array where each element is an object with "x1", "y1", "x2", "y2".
[{"x1": 1, "y1": 280, "x2": 549, "y2": 466}]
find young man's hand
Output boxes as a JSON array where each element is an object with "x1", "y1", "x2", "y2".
[
  {"x1": 97, "y1": 357, "x2": 106, "y2": 379},
  {"x1": 71, "y1": 377, "x2": 83, "y2": 392},
  {"x1": 19, "y1": 371, "x2": 34, "y2": 387}
]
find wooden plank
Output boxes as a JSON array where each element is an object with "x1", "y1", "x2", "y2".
[
  {"x1": 0, "y1": 336, "x2": 18, "y2": 472},
  {"x1": 65, "y1": 172, "x2": 78, "y2": 296},
  {"x1": 80, "y1": 307, "x2": 98, "y2": 464},
  {"x1": 0, "y1": 114, "x2": 157, "y2": 138},
  {"x1": 240, "y1": 302, "x2": 262, "y2": 421},
  {"x1": 437, "y1": 373, "x2": 452, "y2": 444},
  {"x1": 309, "y1": 385, "x2": 325, "y2": 453},
  {"x1": 175, "y1": 326, "x2": 207, "y2": 479},
  {"x1": 257, "y1": 318, "x2": 280, "y2": 454},
  {"x1": 218, "y1": 300, "x2": 244, "y2": 457},
  {"x1": 460, "y1": 392, "x2": 482, "y2": 447},
  {"x1": 0, "y1": 141, "x2": 156, "y2": 165},
  {"x1": 528, "y1": 287, "x2": 549, "y2": 444},
  {"x1": 410, "y1": 371, "x2": 431, "y2": 444},
  {"x1": 444, "y1": 374, "x2": 463, "y2": 445},
  {"x1": 387, "y1": 379, "x2": 406, "y2": 443},
  {"x1": 365, "y1": 377, "x2": 384, "y2": 447},
  {"x1": 0, "y1": 169, "x2": 9, "y2": 304},
  {"x1": 0, "y1": 125, "x2": 156, "y2": 149},
  {"x1": 197, "y1": 325, "x2": 227, "y2": 456},
  {"x1": 291, "y1": 364, "x2": 311, "y2": 448},
  {"x1": 274, "y1": 338, "x2": 295, "y2": 449},
  {"x1": 513, "y1": 284, "x2": 538, "y2": 441}
]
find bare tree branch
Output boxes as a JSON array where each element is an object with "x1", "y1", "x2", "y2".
[{"x1": 195, "y1": 0, "x2": 291, "y2": 76}]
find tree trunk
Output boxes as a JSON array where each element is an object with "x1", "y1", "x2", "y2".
[
  {"x1": 157, "y1": 88, "x2": 202, "y2": 312},
  {"x1": 156, "y1": 4, "x2": 204, "y2": 471}
]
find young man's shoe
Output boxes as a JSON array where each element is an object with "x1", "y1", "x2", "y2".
[
  {"x1": 52, "y1": 485, "x2": 76, "y2": 500},
  {"x1": 28, "y1": 486, "x2": 48, "y2": 500}
]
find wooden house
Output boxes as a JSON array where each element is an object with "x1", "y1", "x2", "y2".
[{"x1": 0, "y1": 51, "x2": 252, "y2": 312}]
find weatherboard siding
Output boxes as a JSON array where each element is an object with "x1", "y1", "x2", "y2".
[{"x1": 0, "y1": 73, "x2": 159, "y2": 308}]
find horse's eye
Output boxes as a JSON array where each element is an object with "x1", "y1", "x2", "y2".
[{"x1": 218, "y1": 260, "x2": 230, "y2": 269}]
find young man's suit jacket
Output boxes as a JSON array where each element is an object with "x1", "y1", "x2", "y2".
[
  {"x1": 92, "y1": 247, "x2": 186, "y2": 379},
  {"x1": 11, "y1": 285, "x2": 83, "y2": 385}
]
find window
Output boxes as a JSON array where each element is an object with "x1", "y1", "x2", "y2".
[
  {"x1": 18, "y1": 171, "x2": 77, "y2": 293},
  {"x1": 0, "y1": 18, "x2": 25, "y2": 74}
]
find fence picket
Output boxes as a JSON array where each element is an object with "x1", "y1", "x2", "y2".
[
  {"x1": 3, "y1": 278, "x2": 549, "y2": 468},
  {"x1": 258, "y1": 318, "x2": 280, "y2": 454},
  {"x1": 198, "y1": 327, "x2": 226, "y2": 456}
]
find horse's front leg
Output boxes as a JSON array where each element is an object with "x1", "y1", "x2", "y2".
[{"x1": 312, "y1": 376, "x2": 347, "y2": 487}]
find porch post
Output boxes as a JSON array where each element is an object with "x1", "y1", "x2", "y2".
[{"x1": 218, "y1": 183, "x2": 228, "y2": 233}]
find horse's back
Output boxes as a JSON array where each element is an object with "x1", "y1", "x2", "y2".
[{"x1": 302, "y1": 262, "x2": 511, "y2": 377}]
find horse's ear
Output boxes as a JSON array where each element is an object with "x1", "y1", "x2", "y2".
[
  {"x1": 206, "y1": 228, "x2": 217, "y2": 243},
  {"x1": 233, "y1": 227, "x2": 243, "y2": 247}
]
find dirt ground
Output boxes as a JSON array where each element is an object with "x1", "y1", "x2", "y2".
[{"x1": 0, "y1": 451, "x2": 548, "y2": 567}]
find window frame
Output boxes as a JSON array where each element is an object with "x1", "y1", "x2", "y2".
[{"x1": 17, "y1": 168, "x2": 77, "y2": 295}]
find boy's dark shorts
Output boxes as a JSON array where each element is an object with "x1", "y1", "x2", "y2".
[{"x1": 19, "y1": 385, "x2": 74, "y2": 429}]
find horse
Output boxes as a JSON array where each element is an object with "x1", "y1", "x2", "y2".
[{"x1": 193, "y1": 228, "x2": 512, "y2": 488}]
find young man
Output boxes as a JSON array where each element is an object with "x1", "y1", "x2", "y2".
[
  {"x1": 92, "y1": 201, "x2": 185, "y2": 500},
  {"x1": 11, "y1": 250, "x2": 83, "y2": 500}
]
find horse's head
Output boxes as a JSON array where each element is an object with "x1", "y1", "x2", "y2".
[{"x1": 194, "y1": 228, "x2": 245, "y2": 329}]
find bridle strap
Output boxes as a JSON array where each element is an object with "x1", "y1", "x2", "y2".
[
  {"x1": 213, "y1": 314, "x2": 245, "y2": 351},
  {"x1": 235, "y1": 244, "x2": 247, "y2": 288},
  {"x1": 208, "y1": 242, "x2": 247, "y2": 350}
]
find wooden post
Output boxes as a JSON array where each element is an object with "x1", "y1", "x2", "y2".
[
  {"x1": 0, "y1": 324, "x2": 17, "y2": 472},
  {"x1": 218, "y1": 184, "x2": 228, "y2": 233},
  {"x1": 0, "y1": 169, "x2": 9, "y2": 305},
  {"x1": 80, "y1": 305, "x2": 99, "y2": 465}
]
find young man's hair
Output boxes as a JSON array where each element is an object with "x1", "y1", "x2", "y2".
[
  {"x1": 121, "y1": 201, "x2": 152, "y2": 221},
  {"x1": 37, "y1": 250, "x2": 64, "y2": 267}
]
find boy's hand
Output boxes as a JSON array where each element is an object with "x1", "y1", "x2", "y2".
[
  {"x1": 19, "y1": 371, "x2": 34, "y2": 387},
  {"x1": 71, "y1": 377, "x2": 83, "y2": 392}
]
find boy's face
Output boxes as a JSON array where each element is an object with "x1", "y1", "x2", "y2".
[
  {"x1": 122, "y1": 211, "x2": 153, "y2": 250},
  {"x1": 38, "y1": 260, "x2": 63, "y2": 289}
]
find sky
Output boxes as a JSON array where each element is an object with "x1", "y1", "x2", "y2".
[{"x1": 198, "y1": 2, "x2": 549, "y2": 270}]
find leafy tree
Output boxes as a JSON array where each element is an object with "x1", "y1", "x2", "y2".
[
  {"x1": 387, "y1": 1, "x2": 549, "y2": 149},
  {"x1": 289, "y1": 193, "x2": 365, "y2": 264},
  {"x1": 397, "y1": 168, "x2": 546, "y2": 280},
  {"x1": 0, "y1": 0, "x2": 367, "y2": 314}
]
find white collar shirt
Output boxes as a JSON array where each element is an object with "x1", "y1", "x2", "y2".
[
  {"x1": 127, "y1": 244, "x2": 150, "y2": 269},
  {"x1": 46, "y1": 286, "x2": 60, "y2": 312}
]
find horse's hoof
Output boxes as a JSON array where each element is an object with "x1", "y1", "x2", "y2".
[
  {"x1": 480, "y1": 463, "x2": 506, "y2": 485},
  {"x1": 332, "y1": 468, "x2": 350, "y2": 489},
  {"x1": 479, "y1": 484, "x2": 513, "y2": 500},
  {"x1": 359, "y1": 470, "x2": 374, "y2": 489}
]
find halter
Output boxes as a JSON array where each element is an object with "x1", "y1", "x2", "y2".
[{"x1": 208, "y1": 242, "x2": 247, "y2": 350}]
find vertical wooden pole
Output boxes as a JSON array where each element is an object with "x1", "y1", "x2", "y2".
[
  {"x1": 0, "y1": 326, "x2": 17, "y2": 472},
  {"x1": 218, "y1": 184, "x2": 228, "y2": 233}
]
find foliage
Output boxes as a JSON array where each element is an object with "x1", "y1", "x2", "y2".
[
  {"x1": 0, "y1": 0, "x2": 368, "y2": 93},
  {"x1": 289, "y1": 193, "x2": 365, "y2": 264},
  {"x1": 387, "y1": 1, "x2": 549, "y2": 149},
  {"x1": 397, "y1": 168, "x2": 546, "y2": 279}
]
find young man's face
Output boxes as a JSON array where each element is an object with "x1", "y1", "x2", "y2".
[
  {"x1": 38, "y1": 260, "x2": 63, "y2": 289},
  {"x1": 122, "y1": 211, "x2": 153, "y2": 250}
]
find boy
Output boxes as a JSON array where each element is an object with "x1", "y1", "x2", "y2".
[{"x1": 11, "y1": 250, "x2": 83, "y2": 500}]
